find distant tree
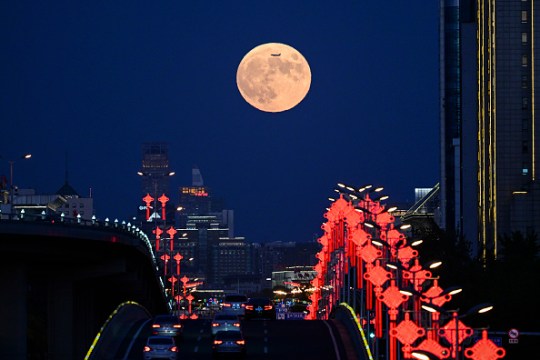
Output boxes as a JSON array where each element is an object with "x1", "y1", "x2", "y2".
[
  {"x1": 481, "y1": 231, "x2": 540, "y2": 330},
  {"x1": 499, "y1": 230, "x2": 539, "y2": 265}
]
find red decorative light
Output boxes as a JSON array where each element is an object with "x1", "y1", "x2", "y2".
[
  {"x1": 463, "y1": 330, "x2": 506, "y2": 360},
  {"x1": 413, "y1": 338, "x2": 451, "y2": 359},
  {"x1": 349, "y1": 228, "x2": 371, "y2": 247},
  {"x1": 160, "y1": 253, "x2": 170, "y2": 275},
  {"x1": 153, "y1": 227, "x2": 163, "y2": 251},
  {"x1": 364, "y1": 260, "x2": 392, "y2": 288},
  {"x1": 358, "y1": 243, "x2": 383, "y2": 264},
  {"x1": 397, "y1": 246, "x2": 418, "y2": 267},
  {"x1": 307, "y1": 184, "x2": 505, "y2": 360},
  {"x1": 142, "y1": 193, "x2": 154, "y2": 220},
  {"x1": 158, "y1": 194, "x2": 169, "y2": 220},
  {"x1": 422, "y1": 281, "x2": 452, "y2": 307},
  {"x1": 380, "y1": 227, "x2": 405, "y2": 248},
  {"x1": 439, "y1": 317, "x2": 473, "y2": 347},
  {"x1": 392, "y1": 313, "x2": 426, "y2": 346},
  {"x1": 378, "y1": 280, "x2": 409, "y2": 312},
  {"x1": 173, "y1": 253, "x2": 183, "y2": 275},
  {"x1": 167, "y1": 226, "x2": 177, "y2": 238},
  {"x1": 375, "y1": 211, "x2": 394, "y2": 229}
]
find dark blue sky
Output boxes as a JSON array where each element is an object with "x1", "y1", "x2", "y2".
[{"x1": 1, "y1": 2, "x2": 439, "y2": 243}]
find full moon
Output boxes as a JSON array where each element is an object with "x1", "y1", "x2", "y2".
[{"x1": 236, "y1": 43, "x2": 311, "y2": 113}]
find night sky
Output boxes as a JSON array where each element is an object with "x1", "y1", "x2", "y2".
[{"x1": 1, "y1": 2, "x2": 439, "y2": 243}]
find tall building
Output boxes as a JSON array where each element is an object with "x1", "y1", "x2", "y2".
[
  {"x1": 140, "y1": 142, "x2": 173, "y2": 197},
  {"x1": 441, "y1": 0, "x2": 540, "y2": 260},
  {"x1": 138, "y1": 142, "x2": 176, "y2": 235},
  {"x1": 177, "y1": 166, "x2": 227, "y2": 232},
  {"x1": 440, "y1": 0, "x2": 463, "y2": 240}
]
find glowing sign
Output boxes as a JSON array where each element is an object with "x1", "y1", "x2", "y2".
[{"x1": 181, "y1": 187, "x2": 209, "y2": 197}]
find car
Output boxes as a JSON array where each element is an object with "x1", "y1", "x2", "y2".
[
  {"x1": 212, "y1": 330, "x2": 246, "y2": 357},
  {"x1": 143, "y1": 335, "x2": 179, "y2": 360},
  {"x1": 244, "y1": 297, "x2": 276, "y2": 320},
  {"x1": 211, "y1": 312, "x2": 242, "y2": 336},
  {"x1": 220, "y1": 294, "x2": 248, "y2": 317},
  {"x1": 151, "y1": 314, "x2": 183, "y2": 337}
]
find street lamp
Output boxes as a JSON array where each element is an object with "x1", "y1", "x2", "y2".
[
  {"x1": 421, "y1": 303, "x2": 494, "y2": 360},
  {"x1": 0, "y1": 153, "x2": 32, "y2": 210},
  {"x1": 137, "y1": 170, "x2": 175, "y2": 222}
]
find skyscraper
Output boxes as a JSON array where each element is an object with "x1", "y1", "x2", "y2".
[
  {"x1": 140, "y1": 142, "x2": 172, "y2": 197},
  {"x1": 177, "y1": 166, "x2": 227, "y2": 230},
  {"x1": 138, "y1": 142, "x2": 176, "y2": 235},
  {"x1": 441, "y1": 0, "x2": 540, "y2": 260},
  {"x1": 439, "y1": 0, "x2": 463, "y2": 240}
]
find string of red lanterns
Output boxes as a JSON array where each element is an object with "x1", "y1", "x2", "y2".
[{"x1": 307, "y1": 184, "x2": 506, "y2": 360}]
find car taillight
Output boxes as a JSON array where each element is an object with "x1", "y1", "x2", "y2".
[
  {"x1": 143, "y1": 346, "x2": 152, "y2": 352},
  {"x1": 173, "y1": 324, "x2": 182, "y2": 329},
  {"x1": 152, "y1": 324, "x2": 160, "y2": 328},
  {"x1": 212, "y1": 323, "x2": 220, "y2": 327},
  {"x1": 264, "y1": 305, "x2": 273, "y2": 310},
  {"x1": 170, "y1": 346, "x2": 178, "y2": 352},
  {"x1": 241, "y1": 303, "x2": 246, "y2": 308},
  {"x1": 246, "y1": 305, "x2": 254, "y2": 310},
  {"x1": 214, "y1": 340, "x2": 223, "y2": 345},
  {"x1": 222, "y1": 303, "x2": 231, "y2": 307},
  {"x1": 236, "y1": 340, "x2": 245, "y2": 345},
  {"x1": 233, "y1": 322, "x2": 240, "y2": 327}
]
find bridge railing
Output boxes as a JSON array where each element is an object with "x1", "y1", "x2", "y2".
[{"x1": 0, "y1": 208, "x2": 156, "y2": 260}]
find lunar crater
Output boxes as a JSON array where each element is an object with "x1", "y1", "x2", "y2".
[{"x1": 236, "y1": 42, "x2": 311, "y2": 113}]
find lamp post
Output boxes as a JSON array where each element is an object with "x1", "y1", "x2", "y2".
[
  {"x1": 421, "y1": 303, "x2": 494, "y2": 360},
  {"x1": 137, "y1": 170, "x2": 175, "y2": 220},
  {"x1": 1, "y1": 153, "x2": 32, "y2": 211},
  {"x1": 138, "y1": 170, "x2": 175, "y2": 257}
]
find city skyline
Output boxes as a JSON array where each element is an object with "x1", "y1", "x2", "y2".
[{"x1": 1, "y1": 2, "x2": 440, "y2": 243}]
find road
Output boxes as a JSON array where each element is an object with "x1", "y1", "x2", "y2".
[{"x1": 125, "y1": 318, "x2": 355, "y2": 360}]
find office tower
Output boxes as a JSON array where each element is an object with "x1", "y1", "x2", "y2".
[
  {"x1": 209, "y1": 236, "x2": 252, "y2": 287},
  {"x1": 178, "y1": 167, "x2": 212, "y2": 218},
  {"x1": 440, "y1": 0, "x2": 463, "y2": 241},
  {"x1": 140, "y1": 142, "x2": 172, "y2": 197},
  {"x1": 177, "y1": 166, "x2": 227, "y2": 231},
  {"x1": 442, "y1": 0, "x2": 540, "y2": 260},
  {"x1": 138, "y1": 142, "x2": 176, "y2": 236}
]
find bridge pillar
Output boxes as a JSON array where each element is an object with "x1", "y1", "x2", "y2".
[
  {"x1": 48, "y1": 277, "x2": 74, "y2": 360},
  {"x1": 0, "y1": 263, "x2": 27, "y2": 359}
]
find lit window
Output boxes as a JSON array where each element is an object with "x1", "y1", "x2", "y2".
[
  {"x1": 523, "y1": 168, "x2": 529, "y2": 175},
  {"x1": 522, "y1": 11, "x2": 528, "y2": 23},
  {"x1": 522, "y1": 55, "x2": 528, "y2": 66},
  {"x1": 522, "y1": 32, "x2": 528, "y2": 43}
]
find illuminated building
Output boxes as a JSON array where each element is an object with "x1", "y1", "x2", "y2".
[
  {"x1": 177, "y1": 166, "x2": 227, "y2": 229},
  {"x1": 442, "y1": 1, "x2": 540, "y2": 260}
]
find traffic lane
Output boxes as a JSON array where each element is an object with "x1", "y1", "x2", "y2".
[
  {"x1": 126, "y1": 319, "x2": 212, "y2": 360},
  {"x1": 125, "y1": 318, "x2": 348, "y2": 360},
  {"x1": 242, "y1": 319, "x2": 341, "y2": 360}
]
